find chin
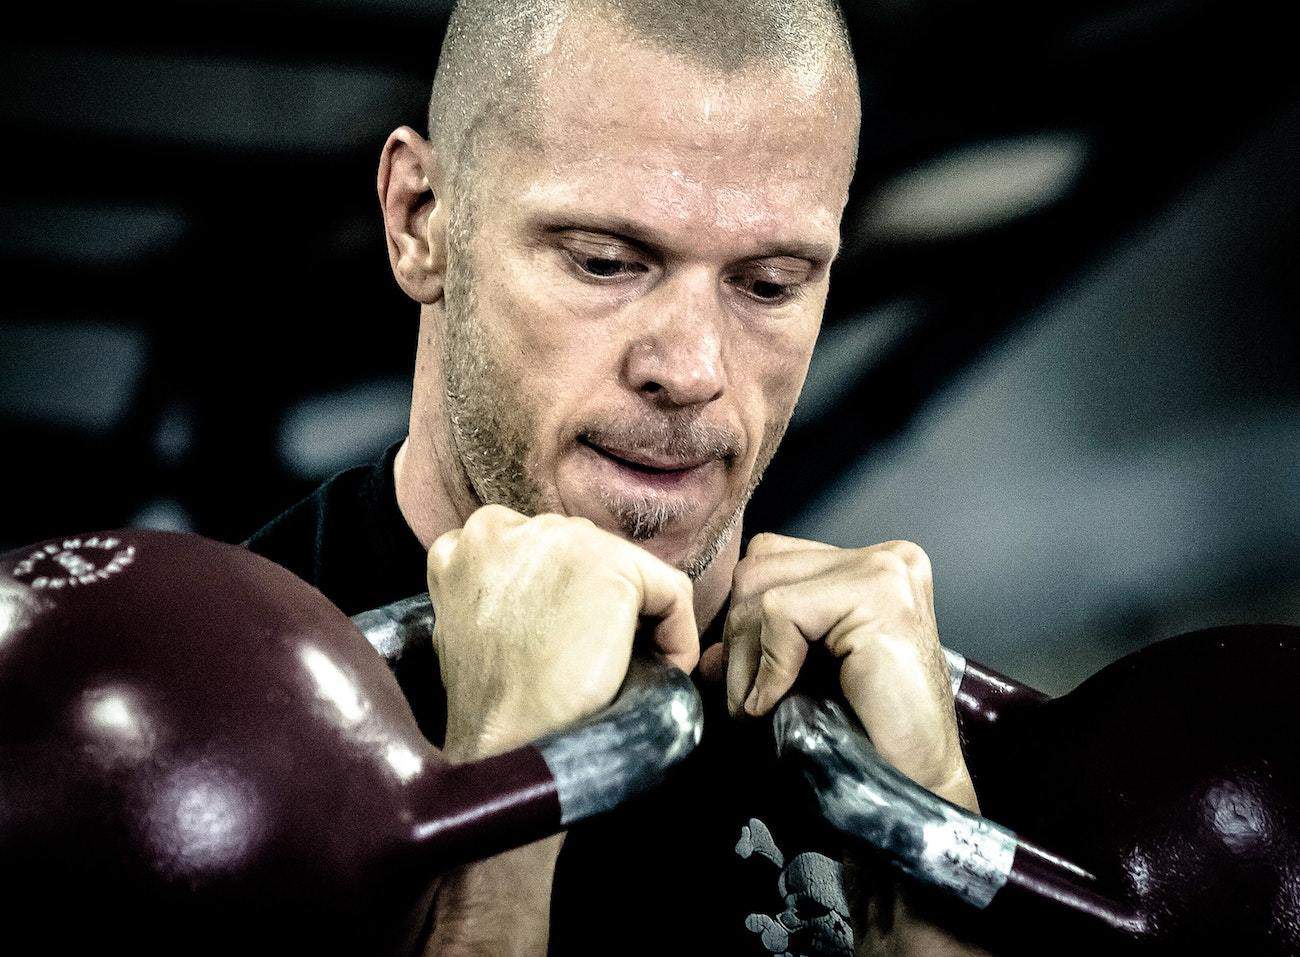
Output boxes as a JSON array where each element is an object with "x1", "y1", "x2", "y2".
[{"x1": 646, "y1": 512, "x2": 741, "y2": 581}]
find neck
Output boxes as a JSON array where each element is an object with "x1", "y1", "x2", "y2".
[
  {"x1": 393, "y1": 431, "x2": 480, "y2": 548},
  {"x1": 690, "y1": 529, "x2": 740, "y2": 636}
]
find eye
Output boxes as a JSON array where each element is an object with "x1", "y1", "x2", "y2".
[
  {"x1": 727, "y1": 257, "x2": 815, "y2": 305},
  {"x1": 750, "y1": 279, "x2": 792, "y2": 302},
  {"x1": 571, "y1": 253, "x2": 645, "y2": 279},
  {"x1": 728, "y1": 273, "x2": 801, "y2": 305},
  {"x1": 561, "y1": 241, "x2": 650, "y2": 282}
]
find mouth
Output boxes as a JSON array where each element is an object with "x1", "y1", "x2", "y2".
[
  {"x1": 579, "y1": 437, "x2": 711, "y2": 474},
  {"x1": 577, "y1": 437, "x2": 719, "y2": 492}
]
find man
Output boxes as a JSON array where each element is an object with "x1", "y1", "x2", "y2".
[{"x1": 248, "y1": 0, "x2": 984, "y2": 953}]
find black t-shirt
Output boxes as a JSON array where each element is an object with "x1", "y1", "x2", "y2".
[{"x1": 245, "y1": 443, "x2": 852, "y2": 956}]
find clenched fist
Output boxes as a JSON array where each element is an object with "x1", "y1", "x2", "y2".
[
  {"x1": 427, "y1": 504, "x2": 699, "y2": 762},
  {"x1": 715, "y1": 532, "x2": 988, "y2": 957},
  {"x1": 721, "y1": 532, "x2": 974, "y2": 808}
]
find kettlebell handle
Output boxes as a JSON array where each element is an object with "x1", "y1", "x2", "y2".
[
  {"x1": 350, "y1": 593, "x2": 702, "y2": 829},
  {"x1": 353, "y1": 594, "x2": 1138, "y2": 938},
  {"x1": 774, "y1": 688, "x2": 1147, "y2": 941}
]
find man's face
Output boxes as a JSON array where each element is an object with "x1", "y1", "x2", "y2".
[{"x1": 435, "y1": 19, "x2": 858, "y2": 577}]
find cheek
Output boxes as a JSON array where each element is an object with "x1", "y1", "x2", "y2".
[
  {"x1": 481, "y1": 245, "x2": 618, "y2": 361},
  {"x1": 732, "y1": 318, "x2": 818, "y2": 431},
  {"x1": 473, "y1": 257, "x2": 627, "y2": 436}
]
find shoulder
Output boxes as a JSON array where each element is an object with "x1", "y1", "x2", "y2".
[
  {"x1": 242, "y1": 441, "x2": 427, "y2": 615},
  {"x1": 243, "y1": 464, "x2": 368, "y2": 591}
]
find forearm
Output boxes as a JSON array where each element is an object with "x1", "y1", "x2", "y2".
[
  {"x1": 423, "y1": 716, "x2": 567, "y2": 956},
  {"x1": 423, "y1": 833, "x2": 565, "y2": 956},
  {"x1": 847, "y1": 858, "x2": 994, "y2": 957}
]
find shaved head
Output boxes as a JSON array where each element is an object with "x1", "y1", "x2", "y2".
[
  {"x1": 392, "y1": 0, "x2": 861, "y2": 584},
  {"x1": 427, "y1": 0, "x2": 857, "y2": 191}
]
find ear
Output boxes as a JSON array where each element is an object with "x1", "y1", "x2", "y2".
[{"x1": 378, "y1": 127, "x2": 448, "y2": 305}]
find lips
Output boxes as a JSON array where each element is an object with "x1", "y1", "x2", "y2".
[{"x1": 579, "y1": 438, "x2": 712, "y2": 473}]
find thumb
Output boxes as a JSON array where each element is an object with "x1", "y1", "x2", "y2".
[{"x1": 697, "y1": 643, "x2": 727, "y2": 683}]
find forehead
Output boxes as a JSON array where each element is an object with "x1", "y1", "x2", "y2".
[{"x1": 491, "y1": 18, "x2": 858, "y2": 252}]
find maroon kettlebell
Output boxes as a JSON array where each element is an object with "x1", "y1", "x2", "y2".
[
  {"x1": 777, "y1": 623, "x2": 1300, "y2": 953},
  {"x1": 0, "y1": 530, "x2": 700, "y2": 955}
]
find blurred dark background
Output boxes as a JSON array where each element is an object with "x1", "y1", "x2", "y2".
[{"x1": 3, "y1": 0, "x2": 1297, "y2": 690}]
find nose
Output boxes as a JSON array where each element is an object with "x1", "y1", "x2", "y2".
[{"x1": 621, "y1": 275, "x2": 726, "y2": 408}]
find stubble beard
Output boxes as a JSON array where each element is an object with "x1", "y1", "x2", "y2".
[
  {"x1": 439, "y1": 201, "x2": 792, "y2": 580},
  {"x1": 441, "y1": 199, "x2": 550, "y2": 520}
]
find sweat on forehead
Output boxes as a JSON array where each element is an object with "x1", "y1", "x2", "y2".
[{"x1": 426, "y1": 0, "x2": 857, "y2": 184}]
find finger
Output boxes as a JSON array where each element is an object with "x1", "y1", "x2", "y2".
[
  {"x1": 429, "y1": 528, "x2": 459, "y2": 568},
  {"x1": 876, "y1": 539, "x2": 935, "y2": 606},
  {"x1": 733, "y1": 543, "x2": 932, "y2": 629},
  {"x1": 724, "y1": 606, "x2": 760, "y2": 716},
  {"x1": 697, "y1": 643, "x2": 726, "y2": 683},
  {"x1": 630, "y1": 553, "x2": 699, "y2": 673},
  {"x1": 425, "y1": 528, "x2": 461, "y2": 603},
  {"x1": 424, "y1": 529, "x2": 462, "y2": 659},
  {"x1": 744, "y1": 591, "x2": 811, "y2": 715},
  {"x1": 745, "y1": 531, "x2": 838, "y2": 557},
  {"x1": 731, "y1": 547, "x2": 849, "y2": 603},
  {"x1": 469, "y1": 502, "x2": 530, "y2": 530},
  {"x1": 727, "y1": 561, "x2": 856, "y2": 715}
]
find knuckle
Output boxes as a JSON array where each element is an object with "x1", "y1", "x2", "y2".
[
  {"x1": 747, "y1": 532, "x2": 783, "y2": 556},
  {"x1": 465, "y1": 503, "x2": 509, "y2": 534},
  {"x1": 526, "y1": 513, "x2": 586, "y2": 553},
  {"x1": 429, "y1": 529, "x2": 458, "y2": 566},
  {"x1": 730, "y1": 557, "x2": 758, "y2": 600},
  {"x1": 671, "y1": 567, "x2": 692, "y2": 594},
  {"x1": 723, "y1": 600, "x2": 752, "y2": 645},
  {"x1": 650, "y1": 561, "x2": 693, "y2": 602},
  {"x1": 607, "y1": 571, "x2": 642, "y2": 608},
  {"x1": 884, "y1": 540, "x2": 932, "y2": 579},
  {"x1": 529, "y1": 511, "x2": 568, "y2": 531},
  {"x1": 758, "y1": 587, "x2": 786, "y2": 622},
  {"x1": 868, "y1": 547, "x2": 910, "y2": 579},
  {"x1": 460, "y1": 509, "x2": 486, "y2": 536}
]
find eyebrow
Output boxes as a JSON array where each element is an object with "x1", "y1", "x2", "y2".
[{"x1": 542, "y1": 212, "x2": 839, "y2": 265}]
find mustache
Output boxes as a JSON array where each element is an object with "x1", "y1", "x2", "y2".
[{"x1": 578, "y1": 416, "x2": 742, "y2": 462}]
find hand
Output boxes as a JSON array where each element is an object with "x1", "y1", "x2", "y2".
[
  {"x1": 719, "y1": 532, "x2": 974, "y2": 808},
  {"x1": 717, "y1": 533, "x2": 988, "y2": 955},
  {"x1": 427, "y1": 504, "x2": 698, "y2": 762}
]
